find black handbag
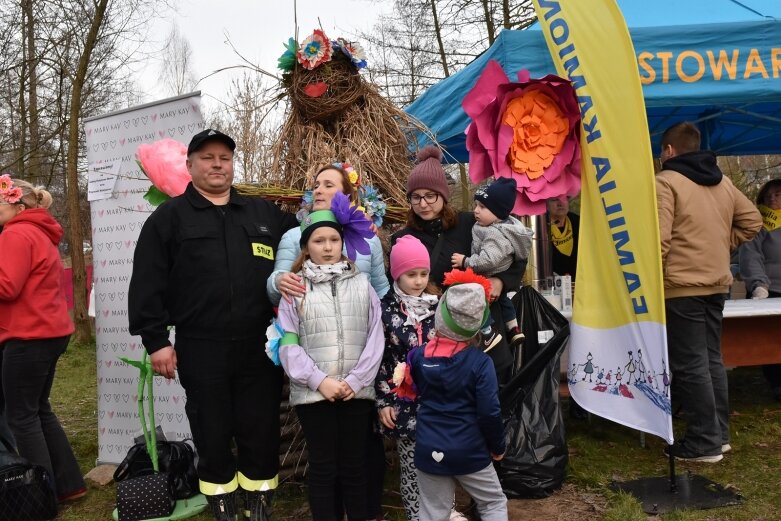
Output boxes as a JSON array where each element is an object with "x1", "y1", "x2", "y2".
[
  {"x1": 114, "y1": 439, "x2": 198, "y2": 500},
  {"x1": 115, "y1": 353, "x2": 183, "y2": 521},
  {"x1": 0, "y1": 433, "x2": 58, "y2": 521},
  {"x1": 116, "y1": 473, "x2": 175, "y2": 521}
]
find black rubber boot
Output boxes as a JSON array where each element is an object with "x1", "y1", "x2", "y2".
[
  {"x1": 206, "y1": 492, "x2": 238, "y2": 521},
  {"x1": 242, "y1": 490, "x2": 273, "y2": 521}
]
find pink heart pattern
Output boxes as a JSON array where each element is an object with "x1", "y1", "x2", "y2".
[{"x1": 87, "y1": 95, "x2": 203, "y2": 464}]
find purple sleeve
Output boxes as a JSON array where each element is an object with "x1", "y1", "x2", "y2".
[
  {"x1": 277, "y1": 298, "x2": 328, "y2": 392},
  {"x1": 344, "y1": 288, "x2": 385, "y2": 395}
]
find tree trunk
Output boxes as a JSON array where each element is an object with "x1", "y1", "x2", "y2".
[
  {"x1": 17, "y1": 7, "x2": 27, "y2": 178},
  {"x1": 459, "y1": 163, "x2": 470, "y2": 211},
  {"x1": 481, "y1": 0, "x2": 496, "y2": 45},
  {"x1": 502, "y1": 0, "x2": 511, "y2": 29},
  {"x1": 430, "y1": 0, "x2": 449, "y2": 78},
  {"x1": 65, "y1": 0, "x2": 109, "y2": 343},
  {"x1": 22, "y1": 0, "x2": 41, "y2": 183}
]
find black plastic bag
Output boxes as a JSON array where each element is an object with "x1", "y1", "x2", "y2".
[
  {"x1": 496, "y1": 286, "x2": 569, "y2": 498},
  {"x1": 510, "y1": 286, "x2": 569, "y2": 373}
]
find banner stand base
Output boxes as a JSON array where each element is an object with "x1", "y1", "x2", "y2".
[{"x1": 610, "y1": 472, "x2": 742, "y2": 515}]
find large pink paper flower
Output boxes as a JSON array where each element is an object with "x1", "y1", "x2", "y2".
[
  {"x1": 463, "y1": 60, "x2": 581, "y2": 215},
  {"x1": 136, "y1": 139, "x2": 190, "y2": 197}
]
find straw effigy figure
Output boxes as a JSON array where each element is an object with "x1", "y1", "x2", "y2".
[{"x1": 237, "y1": 29, "x2": 425, "y2": 224}]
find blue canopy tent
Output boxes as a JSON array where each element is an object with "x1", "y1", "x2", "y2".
[{"x1": 406, "y1": 6, "x2": 781, "y2": 160}]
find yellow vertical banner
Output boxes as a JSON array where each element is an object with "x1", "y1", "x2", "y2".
[{"x1": 532, "y1": 0, "x2": 672, "y2": 443}]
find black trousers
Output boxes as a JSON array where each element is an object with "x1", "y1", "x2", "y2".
[
  {"x1": 296, "y1": 399, "x2": 372, "y2": 521},
  {"x1": 666, "y1": 294, "x2": 729, "y2": 454},
  {"x1": 0, "y1": 336, "x2": 85, "y2": 497},
  {"x1": 176, "y1": 336, "x2": 283, "y2": 488},
  {"x1": 336, "y1": 426, "x2": 386, "y2": 519}
]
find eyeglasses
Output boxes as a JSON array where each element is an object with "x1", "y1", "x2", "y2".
[{"x1": 409, "y1": 192, "x2": 439, "y2": 206}]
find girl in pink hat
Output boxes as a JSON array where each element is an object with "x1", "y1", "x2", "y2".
[{"x1": 377, "y1": 235, "x2": 467, "y2": 521}]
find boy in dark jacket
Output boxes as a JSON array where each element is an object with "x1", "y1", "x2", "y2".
[{"x1": 404, "y1": 270, "x2": 507, "y2": 521}]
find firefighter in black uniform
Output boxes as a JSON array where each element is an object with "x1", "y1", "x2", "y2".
[{"x1": 129, "y1": 129, "x2": 298, "y2": 521}]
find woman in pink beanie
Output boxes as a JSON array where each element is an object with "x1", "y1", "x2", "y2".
[
  {"x1": 390, "y1": 145, "x2": 526, "y2": 385},
  {"x1": 375, "y1": 235, "x2": 441, "y2": 521}
]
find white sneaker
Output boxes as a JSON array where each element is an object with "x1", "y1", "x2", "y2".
[{"x1": 721, "y1": 443, "x2": 732, "y2": 453}]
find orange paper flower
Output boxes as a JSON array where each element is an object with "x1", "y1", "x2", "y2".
[{"x1": 503, "y1": 90, "x2": 569, "y2": 179}]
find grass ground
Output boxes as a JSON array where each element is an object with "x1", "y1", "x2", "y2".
[{"x1": 52, "y1": 340, "x2": 780, "y2": 520}]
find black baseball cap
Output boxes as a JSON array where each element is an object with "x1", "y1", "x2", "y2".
[{"x1": 187, "y1": 129, "x2": 236, "y2": 156}]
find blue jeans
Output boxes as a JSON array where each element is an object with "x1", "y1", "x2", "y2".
[
  {"x1": 482, "y1": 294, "x2": 516, "y2": 331},
  {"x1": 0, "y1": 336, "x2": 85, "y2": 496}
]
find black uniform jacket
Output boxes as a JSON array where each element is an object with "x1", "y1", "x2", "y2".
[{"x1": 128, "y1": 183, "x2": 298, "y2": 353}]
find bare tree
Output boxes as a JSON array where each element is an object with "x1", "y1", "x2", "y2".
[
  {"x1": 360, "y1": 0, "x2": 534, "y2": 107},
  {"x1": 0, "y1": 0, "x2": 167, "y2": 341},
  {"x1": 213, "y1": 73, "x2": 283, "y2": 183},
  {"x1": 159, "y1": 24, "x2": 197, "y2": 96},
  {"x1": 64, "y1": 0, "x2": 110, "y2": 342}
]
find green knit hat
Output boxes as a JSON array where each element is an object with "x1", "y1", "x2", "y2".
[{"x1": 299, "y1": 210, "x2": 343, "y2": 247}]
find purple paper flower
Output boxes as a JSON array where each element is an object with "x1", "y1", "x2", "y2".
[{"x1": 331, "y1": 191, "x2": 374, "y2": 260}]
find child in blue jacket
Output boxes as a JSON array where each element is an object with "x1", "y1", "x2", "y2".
[{"x1": 402, "y1": 269, "x2": 508, "y2": 521}]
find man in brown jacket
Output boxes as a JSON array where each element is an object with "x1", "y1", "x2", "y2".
[{"x1": 656, "y1": 121, "x2": 762, "y2": 463}]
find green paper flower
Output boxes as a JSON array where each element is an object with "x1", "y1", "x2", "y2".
[{"x1": 278, "y1": 37, "x2": 298, "y2": 72}]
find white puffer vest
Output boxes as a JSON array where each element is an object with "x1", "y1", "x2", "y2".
[{"x1": 289, "y1": 265, "x2": 376, "y2": 406}]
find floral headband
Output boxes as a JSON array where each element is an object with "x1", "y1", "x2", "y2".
[
  {"x1": 0, "y1": 174, "x2": 23, "y2": 204},
  {"x1": 300, "y1": 162, "x2": 388, "y2": 227},
  {"x1": 278, "y1": 30, "x2": 368, "y2": 72}
]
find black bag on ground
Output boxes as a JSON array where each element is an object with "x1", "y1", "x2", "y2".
[
  {"x1": 114, "y1": 352, "x2": 192, "y2": 521},
  {"x1": 0, "y1": 429, "x2": 58, "y2": 521},
  {"x1": 113, "y1": 438, "x2": 198, "y2": 500},
  {"x1": 497, "y1": 286, "x2": 569, "y2": 498},
  {"x1": 116, "y1": 472, "x2": 175, "y2": 521}
]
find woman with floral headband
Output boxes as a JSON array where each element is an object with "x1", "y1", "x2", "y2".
[
  {"x1": 0, "y1": 175, "x2": 86, "y2": 504},
  {"x1": 267, "y1": 163, "x2": 389, "y2": 304}
]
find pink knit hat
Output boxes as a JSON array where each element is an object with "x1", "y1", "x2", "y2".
[
  {"x1": 390, "y1": 235, "x2": 431, "y2": 280},
  {"x1": 406, "y1": 145, "x2": 450, "y2": 202}
]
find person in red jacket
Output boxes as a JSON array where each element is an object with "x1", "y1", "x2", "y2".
[{"x1": 0, "y1": 175, "x2": 86, "y2": 503}]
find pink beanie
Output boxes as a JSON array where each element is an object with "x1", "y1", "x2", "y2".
[
  {"x1": 390, "y1": 235, "x2": 431, "y2": 280},
  {"x1": 406, "y1": 145, "x2": 450, "y2": 202}
]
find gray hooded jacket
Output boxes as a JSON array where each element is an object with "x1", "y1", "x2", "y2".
[{"x1": 466, "y1": 216, "x2": 533, "y2": 276}]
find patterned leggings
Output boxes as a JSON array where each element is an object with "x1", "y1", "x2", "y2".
[{"x1": 397, "y1": 438, "x2": 420, "y2": 521}]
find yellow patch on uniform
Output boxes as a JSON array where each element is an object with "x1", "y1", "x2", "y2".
[{"x1": 252, "y1": 243, "x2": 274, "y2": 260}]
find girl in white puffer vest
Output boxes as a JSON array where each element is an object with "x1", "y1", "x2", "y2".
[{"x1": 276, "y1": 197, "x2": 384, "y2": 521}]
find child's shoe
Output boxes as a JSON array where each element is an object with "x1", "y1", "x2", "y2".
[
  {"x1": 508, "y1": 326, "x2": 525, "y2": 350},
  {"x1": 481, "y1": 325, "x2": 502, "y2": 353}
]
